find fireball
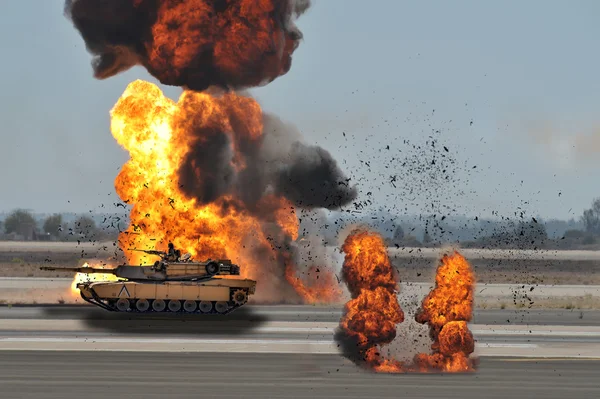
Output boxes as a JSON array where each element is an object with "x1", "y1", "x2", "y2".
[
  {"x1": 414, "y1": 251, "x2": 477, "y2": 372},
  {"x1": 337, "y1": 228, "x2": 404, "y2": 371},
  {"x1": 336, "y1": 230, "x2": 477, "y2": 374},
  {"x1": 69, "y1": 263, "x2": 121, "y2": 297}
]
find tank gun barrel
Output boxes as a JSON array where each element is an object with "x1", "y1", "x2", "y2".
[
  {"x1": 130, "y1": 249, "x2": 167, "y2": 257},
  {"x1": 40, "y1": 266, "x2": 117, "y2": 274}
]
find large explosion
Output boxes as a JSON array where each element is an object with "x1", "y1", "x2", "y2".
[
  {"x1": 414, "y1": 251, "x2": 476, "y2": 372},
  {"x1": 67, "y1": 0, "x2": 354, "y2": 303},
  {"x1": 336, "y1": 229, "x2": 405, "y2": 371},
  {"x1": 65, "y1": 0, "x2": 310, "y2": 91},
  {"x1": 66, "y1": 0, "x2": 477, "y2": 372},
  {"x1": 336, "y1": 229, "x2": 477, "y2": 373},
  {"x1": 110, "y1": 79, "x2": 352, "y2": 303}
]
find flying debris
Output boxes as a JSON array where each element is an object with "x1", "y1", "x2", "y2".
[{"x1": 335, "y1": 228, "x2": 477, "y2": 373}]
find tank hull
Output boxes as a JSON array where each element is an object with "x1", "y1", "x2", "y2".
[{"x1": 77, "y1": 277, "x2": 256, "y2": 315}]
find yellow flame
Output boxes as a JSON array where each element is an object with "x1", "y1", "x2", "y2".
[{"x1": 70, "y1": 262, "x2": 122, "y2": 296}]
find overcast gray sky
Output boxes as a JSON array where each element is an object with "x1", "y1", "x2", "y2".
[{"x1": 1, "y1": 0, "x2": 599, "y2": 220}]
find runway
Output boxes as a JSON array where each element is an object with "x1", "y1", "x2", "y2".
[
  {"x1": 1, "y1": 352, "x2": 599, "y2": 399},
  {"x1": 1, "y1": 305, "x2": 600, "y2": 398},
  {"x1": 1, "y1": 306, "x2": 600, "y2": 357},
  {"x1": 2, "y1": 305, "x2": 600, "y2": 325}
]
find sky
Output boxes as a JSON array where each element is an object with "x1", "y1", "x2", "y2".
[{"x1": 1, "y1": 0, "x2": 599, "y2": 221}]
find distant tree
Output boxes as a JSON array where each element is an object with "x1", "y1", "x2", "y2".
[
  {"x1": 582, "y1": 198, "x2": 600, "y2": 235},
  {"x1": 402, "y1": 234, "x2": 422, "y2": 247},
  {"x1": 73, "y1": 216, "x2": 97, "y2": 237},
  {"x1": 392, "y1": 225, "x2": 405, "y2": 241},
  {"x1": 515, "y1": 219, "x2": 547, "y2": 248},
  {"x1": 43, "y1": 214, "x2": 63, "y2": 236},
  {"x1": 563, "y1": 229, "x2": 585, "y2": 239},
  {"x1": 582, "y1": 235, "x2": 597, "y2": 245},
  {"x1": 423, "y1": 231, "x2": 432, "y2": 244},
  {"x1": 4, "y1": 209, "x2": 37, "y2": 238}
]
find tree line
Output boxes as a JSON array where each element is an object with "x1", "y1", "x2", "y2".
[
  {"x1": 3, "y1": 198, "x2": 600, "y2": 248},
  {"x1": 0, "y1": 209, "x2": 121, "y2": 242},
  {"x1": 382, "y1": 198, "x2": 600, "y2": 250}
]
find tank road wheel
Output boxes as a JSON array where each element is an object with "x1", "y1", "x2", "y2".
[
  {"x1": 135, "y1": 299, "x2": 150, "y2": 312},
  {"x1": 215, "y1": 301, "x2": 229, "y2": 314},
  {"x1": 152, "y1": 299, "x2": 166, "y2": 312},
  {"x1": 183, "y1": 300, "x2": 197, "y2": 313},
  {"x1": 168, "y1": 300, "x2": 182, "y2": 312},
  {"x1": 232, "y1": 289, "x2": 248, "y2": 306},
  {"x1": 199, "y1": 301, "x2": 213, "y2": 313},
  {"x1": 116, "y1": 298, "x2": 130, "y2": 312},
  {"x1": 205, "y1": 261, "x2": 219, "y2": 276}
]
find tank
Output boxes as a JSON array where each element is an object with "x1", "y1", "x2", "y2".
[{"x1": 41, "y1": 248, "x2": 256, "y2": 314}]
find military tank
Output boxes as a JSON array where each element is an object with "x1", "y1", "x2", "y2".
[{"x1": 41, "y1": 247, "x2": 256, "y2": 314}]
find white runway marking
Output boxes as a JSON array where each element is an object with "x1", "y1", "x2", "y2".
[
  {"x1": 2, "y1": 319, "x2": 600, "y2": 337},
  {"x1": 478, "y1": 343, "x2": 538, "y2": 348},
  {"x1": 0, "y1": 337, "x2": 333, "y2": 345},
  {"x1": 472, "y1": 329, "x2": 600, "y2": 337},
  {"x1": 3, "y1": 337, "x2": 600, "y2": 359},
  {"x1": 0, "y1": 336, "x2": 544, "y2": 356}
]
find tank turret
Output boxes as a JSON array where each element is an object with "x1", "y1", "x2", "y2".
[
  {"x1": 41, "y1": 258, "x2": 239, "y2": 281},
  {"x1": 41, "y1": 247, "x2": 256, "y2": 314}
]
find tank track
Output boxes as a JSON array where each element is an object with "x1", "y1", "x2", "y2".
[{"x1": 80, "y1": 288, "x2": 247, "y2": 315}]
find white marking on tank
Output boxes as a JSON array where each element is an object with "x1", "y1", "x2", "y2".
[{"x1": 118, "y1": 284, "x2": 130, "y2": 297}]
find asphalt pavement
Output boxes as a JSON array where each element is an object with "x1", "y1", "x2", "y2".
[
  {"x1": 1, "y1": 305, "x2": 600, "y2": 398},
  {"x1": 1, "y1": 351, "x2": 599, "y2": 399},
  {"x1": 1, "y1": 305, "x2": 599, "y2": 325}
]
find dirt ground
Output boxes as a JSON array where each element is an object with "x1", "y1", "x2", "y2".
[
  {"x1": 0, "y1": 241, "x2": 123, "y2": 278},
  {"x1": 1, "y1": 243, "x2": 599, "y2": 309},
  {"x1": 0, "y1": 241, "x2": 598, "y2": 284},
  {"x1": 394, "y1": 259, "x2": 600, "y2": 285}
]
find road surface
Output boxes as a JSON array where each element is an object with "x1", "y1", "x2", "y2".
[
  {"x1": 1, "y1": 352, "x2": 599, "y2": 399},
  {"x1": 1, "y1": 305, "x2": 600, "y2": 398},
  {"x1": 1, "y1": 305, "x2": 600, "y2": 325}
]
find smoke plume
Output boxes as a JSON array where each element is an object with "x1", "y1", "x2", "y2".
[
  {"x1": 176, "y1": 103, "x2": 358, "y2": 213},
  {"x1": 68, "y1": 0, "x2": 356, "y2": 304},
  {"x1": 65, "y1": 0, "x2": 311, "y2": 92}
]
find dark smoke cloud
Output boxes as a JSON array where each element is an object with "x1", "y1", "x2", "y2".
[
  {"x1": 176, "y1": 104, "x2": 357, "y2": 212},
  {"x1": 256, "y1": 114, "x2": 358, "y2": 210},
  {"x1": 64, "y1": 0, "x2": 149, "y2": 78},
  {"x1": 274, "y1": 142, "x2": 357, "y2": 209},
  {"x1": 65, "y1": 0, "x2": 311, "y2": 92},
  {"x1": 178, "y1": 130, "x2": 235, "y2": 204}
]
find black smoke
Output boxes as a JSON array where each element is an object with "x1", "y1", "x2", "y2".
[
  {"x1": 175, "y1": 103, "x2": 357, "y2": 212},
  {"x1": 178, "y1": 130, "x2": 235, "y2": 205},
  {"x1": 274, "y1": 142, "x2": 357, "y2": 209},
  {"x1": 334, "y1": 327, "x2": 371, "y2": 368},
  {"x1": 64, "y1": 0, "x2": 311, "y2": 92},
  {"x1": 64, "y1": 0, "x2": 152, "y2": 78}
]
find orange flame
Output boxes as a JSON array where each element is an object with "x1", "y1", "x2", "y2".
[
  {"x1": 285, "y1": 264, "x2": 343, "y2": 305},
  {"x1": 67, "y1": 0, "x2": 308, "y2": 91},
  {"x1": 336, "y1": 230, "x2": 477, "y2": 373},
  {"x1": 69, "y1": 262, "x2": 121, "y2": 297},
  {"x1": 109, "y1": 79, "x2": 335, "y2": 304},
  {"x1": 414, "y1": 251, "x2": 476, "y2": 372},
  {"x1": 147, "y1": 0, "x2": 301, "y2": 90},
  {"x1": 337, "y1": 229, "x2": 404, "y2": 370}
]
